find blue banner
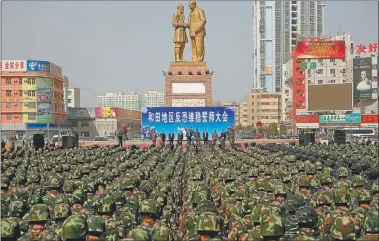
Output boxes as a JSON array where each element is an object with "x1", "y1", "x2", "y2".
[
  {"x1": 26, "y1": 60, "x2": 50, "y2": 72},
  {"x1": 141, "y1": 107, "x2": 235, "y2": 141},
  {"x1": 345, "y1": 113, "x2": 361, "y2": 123}
]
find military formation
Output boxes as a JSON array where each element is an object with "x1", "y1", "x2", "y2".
[{"x1": 1, "y1": 142, "x2": 378, "y2": 240}]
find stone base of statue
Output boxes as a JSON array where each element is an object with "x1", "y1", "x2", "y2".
[{"x1": 165, "y1": 61, "x2": 212, "y2": 107}]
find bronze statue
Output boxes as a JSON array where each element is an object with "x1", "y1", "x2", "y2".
[
  {"x1": 188, "y1": 0, "x2": 206, "y2": 62},
  {"x1": 172, "y1": 4, "x2": 188, "y2": 62}
]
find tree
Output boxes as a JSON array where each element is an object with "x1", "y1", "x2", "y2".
[
  {"x1": 268, "y1": 123, "x2": 278, "y2": 137},
  {"x1": 279, "y1": 123, "x2": 287, "y2": 135},
  {"x1": 235, "y1": 124, "x2": 243, "y2": 131}
]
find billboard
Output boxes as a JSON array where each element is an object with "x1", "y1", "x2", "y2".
[
  {"x1": 307, "y1": 83, "x2": 353, "y2": 111},
  {"x1": 172, "y1": 98, "x2": 205, "y2": 107},
  {"x1": 296, "y1": 40, "x2": 346, "y2": 59},
  {"x1": 1, "y1": 60, "x2": 27, "y2": 72},
  {"x1": 319, "y1": 114, "x2": 361, "y2": 124},
  {"x1": 172, "y1": 83, "x2": 206, "y2": 94},
  {"x1": 37, "y1": 88, "x2": 52, "y2": 103},
  {"x1": 37, "y1": 103, "x2": 53, "y2": 123},
  {"x1": 26, "y1": 60, "x2": 51, "y2": 72},
  {"x1": 141, "y1": 107, "x2": 235, "y2": 140},
  {"x1": 353, "y1": 57, "x2": 373, "y2": 100}
]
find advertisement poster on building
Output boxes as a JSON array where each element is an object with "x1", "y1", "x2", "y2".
[
  {"x1": 37, "y1": 88, "x2": 52, "y2": 103},
  {"x1": 36, "y1": 77, "x2": 53, "y2": 88},
  {"x1": 353, "y1": 57, "x2": 373, "y2": 100},
  {"x1": 141, "y1": 107, "x2": 235, "y2": 141},
  {"x1": 1, "y1": 60, "x2": 27, "y2": 72},
  {"x1": 26, "y1": 60, "x2": 50, "y2": 72},
  {"x1": 296, "y1": 40, "x2": 346, "y2": 59},
  {"x1": 319, "y1": 114, "x2": 361, "y2": 124},
  {"x1": 67, "y1": 107, "x2": 96, "y2": 118},
  {"x1": 37, "y1": 103, "x2": 53, "y2": 123}
]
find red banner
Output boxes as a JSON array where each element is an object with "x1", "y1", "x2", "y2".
[
  {"x1": 361, "y1": 114, "x2": 379, "y2": 123},
  {"x1": 296, "y1": 40, "x2": 346, "y2": 59},
  {"x1": 295, "y1": 115, "x2": 319, "y2": 123}
]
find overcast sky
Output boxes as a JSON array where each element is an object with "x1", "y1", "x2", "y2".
[{"x1": 1, "y1": 1, "x2": 377, "y2": 107}]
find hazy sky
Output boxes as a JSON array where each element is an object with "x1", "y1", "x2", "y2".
[{"x1": 2, "y1": 1, "x2": 377, "y2": 107}]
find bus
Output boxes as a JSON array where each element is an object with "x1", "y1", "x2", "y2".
[{"x1": 342, "y1": 128, "x2": 377, "y2": 138}]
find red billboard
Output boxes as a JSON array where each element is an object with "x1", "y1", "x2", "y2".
[
  {"x1": 361, "y1": 114, "x2": 379, "y2": 123},
  {"x1": 296, "y1": 40, "x2": 346, "y2": 59},
  {"x1": 295, "y1": 115, "x2": 319, "y2": 123}
]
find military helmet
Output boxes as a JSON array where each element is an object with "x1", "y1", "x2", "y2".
[
  {"x1": 1, "y1": 176, "x2": 10, "y2": 190},
  {"x1": 357, "y1": 189, "x2": 372, "y2": 203},
  {"x1": 298, "y1": 176, "x2": 311, "y2": 187},
  {"x1": 316, "y1": 190, "x2": 334, "y2": 206},
  {"x1": 8, "y1": 200, "x2": 26, "y2": 218},
  {"x1": 87, "y1": 215, "x2": 104, "y2": 233},
  {"x1": 125, "y1": 227, "x2": 150, "y2": 241},
  {"x1": 97, "y1": 196, "x2": 116, "y2": 214},
  {"x1": 72, "y1": 188, "x2": 85, "y2": 204},
  {"x1": 191, "y1": 191, "x2": 208, "y2": 205},
  {"x1": 352, "y1": 175, "x2": 364, "y2": 188},
  {"x1": 63, "y1": 180, "x2": 75, "y2": 193},
  {"x1": 363, "y1": 211, "x2": 379, "y2": 233},
  {"x1": 296, "y1": 206, "x2": 318, "y2": 225},
  {"x1": 337, "y1": 167, "x2": 349, "y2": 178},
  {"x1": 234, "y1": 186, "x2": 248, "y2": 201},
  {"x1": 139, "y1": 199, "x2": 159, "y2": 217},
  {"x1": 196, "y1": 212, "x2": 220, "y2": 232},
  {"x1": 62, "y1": 215, "x2": 88, "y2": 240},
  {"x1": 320, "y1": 173, "x2": 333, "y2": 185},
  {"x1": 251, "y1": 203, "x2": 270, "y2": 223},
  {"x1": 120, "y1": 179, "x2": 135, "y2": 190},
  {"x1": 27, "y1": 194, "x2": 43, "y2": 209},
  {"x1": 53, "y1": 203, "x2": 71, "y2": 219},
  {"x1": 196, "y1": 200, "x2": 216, "y2": 214},
  {"x1": 334, "y1": 187, "x2": 350, "y2": 205},
  {"x1": 29, "y1": 204, "x2": 50, "y2": 222},
  {"x1": 331, "y1": 216, "x2": 357, "y2": 240},
  {"x1": 49, "y1": 175, "x2": 62, "y2": 188},
  {"x1": 260, "y1": 214, "x2": 284, "y2": 237},
  {"x1": 1, "y1": 218, "x2": 20, "y2": 238},
  {"x1": 274, "y1": 184, "x2": 287, "y2": 196}
]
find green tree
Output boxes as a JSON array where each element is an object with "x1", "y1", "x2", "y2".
[
  {"x1": 268, "y1": 123, "x2": 278, "y2": 137},
  {"x1": 279, "y1": 123, "x2": 287, "y2": 135},
  {"x1": 235, "y1": 124, "x2": 242, "y2": 131}
]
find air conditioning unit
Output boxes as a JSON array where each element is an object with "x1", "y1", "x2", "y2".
[
  {"x1": 308, "y1": 74, "x2": 311, "y2": 77},
  {"x1": 13, "y1": 91, "x2": 18, "y2": 95},
  {"x1": 343, "y1": 73, "x2": 346, "y2": 76},
  {"x1": 320, "y1": 62, "x2": 324, "y2": 65},
  {"x1": 24, "y1": 91, "x2": 28, "y2": 94},
  {"x1": 333, "y1": 62, "x2": 337, "y2": 65},
  {"x1": 333, "y1": 74, "x2": 336, "y2": 77},
  {"x1": 24, "y1": 103, "x2": 29, "y2": 106}
]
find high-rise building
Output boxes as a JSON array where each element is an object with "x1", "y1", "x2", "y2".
[
  {"x1": 97, "y1": 92, "x2": 142, "y2": 111},
  {"x1": 64, "y1": 88, "x2": 81, "y2": 108},
  {"x1": 238, "y1": 90, "x2": 282, "y2": 127},
  {"x1": 253, "y1": 1, "x2": 325, "y2": 92},
  {"x1": 143, "y1": 90, "x2": 165, "y2": 107}
]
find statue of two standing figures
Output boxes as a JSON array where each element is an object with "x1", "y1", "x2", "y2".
[{"x1": 172, "y1": 1, "x2": 206, "y2": 62}]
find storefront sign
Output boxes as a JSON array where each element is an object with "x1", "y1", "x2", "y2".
[
  {"x1": 356, "y1": 43, "x2": 378, "y2": 54},
  {"x1": 1, "y1": 60, "x2": 27, "y2": 72},
  {"x1": 295, "y1": 115, "x2": 319, "y2": 123},
  {"x1": 361, "y1": 114, "x2": 379, "y2": 123},
  {"x1": 319, "y1": 114, "x2": 361, "y2": 124}
]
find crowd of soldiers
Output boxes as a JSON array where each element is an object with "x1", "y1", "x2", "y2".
[{"x1": 1, "y1": 141, "x2": 378, "y2": 240}]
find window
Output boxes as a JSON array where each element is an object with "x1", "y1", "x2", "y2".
[
  {"x1": 6, "y1": 78, "x2": 11, "y2": 84},
  {"x1": 330, "y1": 69, "x2": 336, "y2": 74},
  {"x1": 19, "y1": 90, "x2": 23, "y2": 96},
  {"x1": 317, "y1": 69, "x2": 323, "y2": 74},
  {"x1": 318, "y1": 80, "x2": 323, "y2": 84},
  {"x1": 329, "y1": 80, "x2": 336, "y2": 83},
  {"x1": 18, "y1": 78, "x2": 22, "y2": 84},
  {"x1": 6, "y1": 90, "x2": 11, "y2": 96},
  {"x1": 330, "y1": 59, "x2": 335, "y2": 63},
  {"x1": 28, "y1": 102, "x2": 36, "y2": 108},
  {"x1": 318, "y1": 59, "x2": 323, "y2": 63},
  {"x1": 81, "y1": 121, "x2": 89, "y2": 127},
  {"x1": 28, "y1": 114, "x2": 36, "y2": 120},
  {"x1": 6, "y1": 115, "x2": 12, "y2": 120},
  {"x1": 68, "y1": 99, "x2": 72, "y2": 103},
  {"x1": 6, "y1": 103, "x2": 11, "y2": 108},
  {"x1": 28, "y1": 90, "x2": 36, "y2": 96},
  {"x1": 373, "y1": 64, "x2": 378, "y2": 69},
  {"x1": 68, "y1": 91, "x2": 72, "y2": 96}
]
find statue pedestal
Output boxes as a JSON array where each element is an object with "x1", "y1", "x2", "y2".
[{"x1": 165, "y1": 61, "x2": 212, "y2": 107}]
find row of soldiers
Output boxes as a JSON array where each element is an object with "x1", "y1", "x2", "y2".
[{"x1": 1, "y1": 141, "x2": 378, "y2": 240}]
